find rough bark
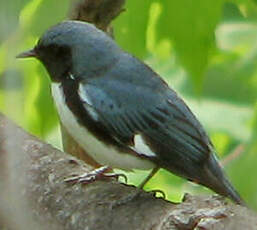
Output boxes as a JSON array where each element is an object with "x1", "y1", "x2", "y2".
[
  {"x1": 0, "y1": 113, "x2": 257, "y2": 230},
  {"x1": 69, "y1": 0, "x2": 125, "y2": 32}
]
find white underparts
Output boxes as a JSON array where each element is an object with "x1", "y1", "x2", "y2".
[{"x1": 51, "y1": 83, "x2": 154, "y2": 171}]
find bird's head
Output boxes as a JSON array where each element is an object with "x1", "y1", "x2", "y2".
[{"x1": 17, "y1": 20, "x2": 120, "y2": 82}]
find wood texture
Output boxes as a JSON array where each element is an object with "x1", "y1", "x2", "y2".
[{"x1": 0, "y1": 112, "x2": 257, "y2": 230}]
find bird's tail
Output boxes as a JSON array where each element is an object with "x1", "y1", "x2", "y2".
[{"x1": 200, "y1": 153, "x2": 245, "y2": 206}]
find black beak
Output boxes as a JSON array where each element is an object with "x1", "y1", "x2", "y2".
[{"x1": 16, "y1": 48, "x2": 37, "y2": 59}]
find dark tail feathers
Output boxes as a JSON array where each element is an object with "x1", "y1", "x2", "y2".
[{"x1": 201, "y1": 153, "x2": 245, "y2": 206}]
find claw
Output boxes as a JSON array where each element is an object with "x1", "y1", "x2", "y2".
[
  {"x1": 105, "y1": 172, "x2": 128, "y2": 184},
  {"x1": 64, "y1": 166, "x2": 128, "y2": 185}
]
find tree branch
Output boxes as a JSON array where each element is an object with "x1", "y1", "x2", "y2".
[
  {"x1": 69, "y1": 0, "x2": 125, "y2": 32},
  {"x1": 0, "y1": 113, "x2": 257, "y2": 230}
]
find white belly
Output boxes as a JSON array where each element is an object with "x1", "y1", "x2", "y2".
[{"x1": 51, "y1": 83, "x2": 154, "y2": 171}]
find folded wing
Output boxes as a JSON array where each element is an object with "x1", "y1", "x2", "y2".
[{"x1": 78, "y1": 77, "x2": 213, "y2": 179}]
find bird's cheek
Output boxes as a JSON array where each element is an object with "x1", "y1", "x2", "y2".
[{"x1": 38, "y1": 60, "x2": 58, "y2": 82}]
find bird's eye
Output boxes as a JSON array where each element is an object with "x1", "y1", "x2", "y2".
[{"x1": 49, "y1": 44, "x2": 69, "y2": 58}]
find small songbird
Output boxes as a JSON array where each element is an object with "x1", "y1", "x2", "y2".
[{"x1": 17, "y1": 20, "x2": 244, "y2": 205}]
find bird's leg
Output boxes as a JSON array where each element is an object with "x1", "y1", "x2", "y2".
[
  {"x1": 114, "y1": 167, "x2": 161, "y2": 204},
  {"x1": 109, "y1": 167, "x2": 163, "y2": 208},
  {"x1": 138, "y1": 167, "x2": 165, "y2": 198},
  {"x1": 138, "y1": 166, "x2": 160, "y2": 189},
  {"x1": 64, "y1": 165, "x2": 127, "y2": 184}
]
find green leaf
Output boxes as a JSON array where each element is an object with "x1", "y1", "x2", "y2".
[
  {"x1": 22, "y1": 0, "x2": 69, "y2": 37},
  {"x1": 202, "y1": 22, "x2": 257, "y2": 104},
  {"x1": 250, "y1": 103, "x2": 257, "y2": 141},
  {"x1": 113, "y1": 0, "x2": 152, "y2": 58},
  {"x1": 229, "y1": 0, "x2": 257, "y2": 20},
  {"x1": 227, "y1": 141, "x2": 257, "y2": 209},
  {"x1": 34, "y1": 65, "x2": 58, "y2": 137},
  {"x1": 20, "y1": 58, "x2": 42, "y2": 136},
  {"x1": 0, "y1": 0, "x2": 29, "y2": 43},
  {"x1": 156, "y1": 0, "x2": 224, "y2": 91}
]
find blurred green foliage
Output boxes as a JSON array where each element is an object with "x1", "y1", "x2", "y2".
[{"x1": 0, "y1": 0, "x2": 256, "y2": 208}]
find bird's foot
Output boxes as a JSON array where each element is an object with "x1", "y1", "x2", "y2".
[{"x1": 64, "y1": 165, "x2": 127, "y2": 184}]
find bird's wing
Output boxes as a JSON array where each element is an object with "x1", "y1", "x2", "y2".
[{"x1": 78, "y1": 77, "x2": 213, "y2": 178}]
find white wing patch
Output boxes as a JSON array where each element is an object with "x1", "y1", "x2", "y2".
[
  {"x1": 69, "y1": 73, "x2": 75, "y2": 80},
  {"x1": 78, "y1": 83, "x2": 98, "y2": 121},
  {"x1": 132, "y1": 134, "x2": 156, "y2": 157}
]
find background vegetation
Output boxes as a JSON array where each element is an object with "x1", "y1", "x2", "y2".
[{"x1": 0, "y1": 0, "x2": 256, "y2": 209}]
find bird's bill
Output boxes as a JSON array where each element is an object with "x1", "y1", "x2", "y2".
[{"x1": 16, "y1": 48, "x2": 37, "y2": 59}]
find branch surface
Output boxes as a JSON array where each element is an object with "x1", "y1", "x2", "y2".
[{"x1": 0, "y1": 114, "x2": 257, "y2": 230}]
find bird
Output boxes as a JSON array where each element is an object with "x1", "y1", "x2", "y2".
[{"x1": 17, "y1": 20, "x2": 244, "y2": 205}]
